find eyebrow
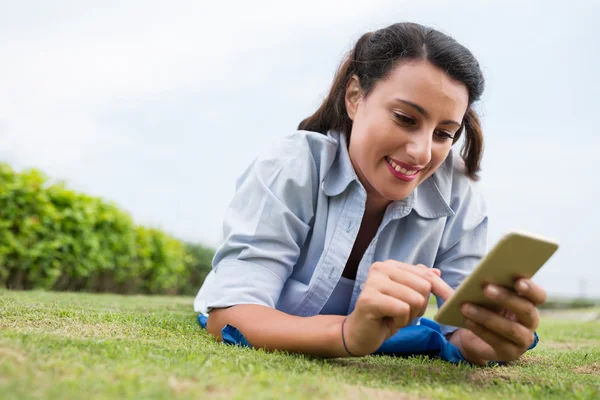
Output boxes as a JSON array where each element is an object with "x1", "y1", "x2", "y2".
[{"x1": 394, "y1": 98, "x2": 461, "y2": 127}]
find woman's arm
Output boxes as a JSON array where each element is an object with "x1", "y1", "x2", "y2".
[
  {"x1": 199, "y1": 134, "x2": 319, "y2": 316},
  {"x1": 207, "y1": 262, "x2": 454, "y2": 358},
  {"x1": 207, "y1": 305, "x2": 349, "y2": 358}
]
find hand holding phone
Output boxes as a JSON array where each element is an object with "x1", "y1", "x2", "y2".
[{"x1": 434, "y1": 231, "x2": 559, "y2": 329}]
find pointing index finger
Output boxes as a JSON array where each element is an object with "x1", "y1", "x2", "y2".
[{"x1": 429, "y1": 274, "x2": 454, "y2": 301}]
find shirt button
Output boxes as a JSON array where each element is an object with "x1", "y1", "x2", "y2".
[{"x1": 359, "y1": 283, "x2": 364, "y2": 290}]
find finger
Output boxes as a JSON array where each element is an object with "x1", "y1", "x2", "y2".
[
  {"x1": 461, "y1": 303, "x2": 534, "y2": 349},
  {"x1": 483, "y1": 284, "x2": 539, "y2": 329},
  {"x1": 418, "y1": 263, "x2": 442, "y2": 277},
  {"x1": 464, "y1": 318, "x2": 521, "y2": 361},
  {"x1": 380, "y1": 261, "x2": 436, "y2": 281},
  {"x1": 384, "y1": 261, "x2": 454, "y2": 300},
  {"x1": 374, "y1": 279, "x2": 429, "y2": 321},
  {"x1": 459, "y1": 326, "x2": 497, "y2": 362},
  {"x1": 381, "y1": 267, "x2": 433, "y2": 299},
  {"x1": 514, "y1": 279, "x2": 547, "y2": 306},
  {"x1": 429, "y1": 274, "x2": 454, "y2": 302},
  {"x1": 383, "y1": 260, "x2": 437, "y2": 281},
  {"x1": 409, "y1": 263, "x2": 454, "y2": 300},
  {"x1": 366, "y1": 291, "x2": 411, "y2": 330}
]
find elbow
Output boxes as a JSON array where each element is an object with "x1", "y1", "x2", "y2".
[
  {"x1": 206, "y1": 307, "x2": 234, "y2": 341},
  {"x1": 205, "y1": 304, "x2": 270, "y2": 345}
]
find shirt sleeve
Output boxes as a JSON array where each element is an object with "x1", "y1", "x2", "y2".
[
  {"x1": 433, "y1": 172, "x2": 488, "y2": 336},
  {"x1": 202, "y1": 134, "x2": 318, "y2": 313}
]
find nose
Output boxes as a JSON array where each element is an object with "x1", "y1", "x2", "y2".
[{"x1": 404, "y1": 129, "x2": 433, "y2": 166}]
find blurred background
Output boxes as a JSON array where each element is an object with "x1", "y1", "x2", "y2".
[{"x1": 0, "y1": 0, "x2": 598, "y2": 300}]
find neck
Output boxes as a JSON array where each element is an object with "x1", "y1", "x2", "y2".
[{"x1": 365, "y1": 193, "x2": 390, "y2": 220}]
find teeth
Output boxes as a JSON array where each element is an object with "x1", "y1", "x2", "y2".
[{"x1": 387, "y1": 157, "x2": 418, "y2": 176}]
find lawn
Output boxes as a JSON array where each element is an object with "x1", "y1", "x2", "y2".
[{"x1": 1, "y1": 289, "x2": 598, "y2": 400}]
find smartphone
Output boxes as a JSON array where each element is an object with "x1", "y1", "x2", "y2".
[{"x1": 434, "y1": 230, "x2": 559, "y2": 329}]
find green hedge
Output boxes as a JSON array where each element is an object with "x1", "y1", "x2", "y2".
[{"x1": 0, "y1": 162, "x2": 214, "y2": 295}]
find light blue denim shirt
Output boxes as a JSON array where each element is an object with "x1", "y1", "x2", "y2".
[{"x1": 194, "y1": 129, "x2": 488, "y2": 335}]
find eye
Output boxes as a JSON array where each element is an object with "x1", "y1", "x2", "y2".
[
  {"x1": 393, "y1": 112, "x2": 416, "y2": 126},
  {"x1": 434, "y1": 130, "x2": 455, "y2": 141}
]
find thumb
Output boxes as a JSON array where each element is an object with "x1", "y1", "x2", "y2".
[{"x1": 431, "y1": 268, "x2": 441, "y2": 277}]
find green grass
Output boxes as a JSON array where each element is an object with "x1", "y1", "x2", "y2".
[{"x1": 1, "y1": 290, "x2": 599, "y2": 400}]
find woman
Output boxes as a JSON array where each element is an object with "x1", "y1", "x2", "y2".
[{"x1": 194, "y1": 22, "x2": 546, "y2": 365}]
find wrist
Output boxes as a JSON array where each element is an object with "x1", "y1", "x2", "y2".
[
  {"x1": 330, "y1": 315, "x2": 371, "y2": 358},
  {"x1": 447, "y1": 328, "x2": 463, "y2": 356},
  {"x1": 341, "y1": 317, "x2": 359, "y2": 357},
  {"x1": 326, "y1": 317, "x2": 356, "y2": 358},
  {"x1": 449, "y1": 328, "x2": 488, "y2": 366}
]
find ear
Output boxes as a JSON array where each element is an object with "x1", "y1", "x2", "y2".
[{"x1": 345, "y1": 75, "x2": 362, "y2": 121}]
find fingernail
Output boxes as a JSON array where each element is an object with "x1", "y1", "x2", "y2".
[
  {"x1": 517, "y1": 280, "x2": 528, "y2": 293},
  {"x1": 462, "y1": 304, "x2": 476, "y2": 316},
  {"x1": 486, "y1": 285, "x2": 499, "y2": 297}
]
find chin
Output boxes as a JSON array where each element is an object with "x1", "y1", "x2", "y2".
[
  {"x1": 379, "y1": 187, "x2": 414, "y2": 202},
  {"x1": 392, "y1": 191, "x2": 413, "y2": 201}
]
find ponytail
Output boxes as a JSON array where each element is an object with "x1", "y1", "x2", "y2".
[
  {"x1": 297, "y1": 32, "x2": 374, "y2": 135},
  {"x1": 457, "y1": 107, "x2": 484, "y2": 180}
]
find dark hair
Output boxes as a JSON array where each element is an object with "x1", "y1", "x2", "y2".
[{"x1": 298, "y1": 22, "x2": 485, "y2": 179}]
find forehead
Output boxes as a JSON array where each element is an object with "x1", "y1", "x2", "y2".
[{"x1": 372, "y1": 60, "x2": 469, "y2": 116}]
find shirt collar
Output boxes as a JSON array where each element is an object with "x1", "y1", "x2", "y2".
[
  {"x1": 411, "y1": 176, "x2": 455, "y2": 219},
  {"x1": 321, "y1": 130, "x2": 454, "y2": 220},
  {"x1": 321, "y1": 130, "x2": 358, "y2": 197}
]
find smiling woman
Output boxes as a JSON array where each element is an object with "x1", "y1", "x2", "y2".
[{"x1": 193, "y1": 22, "x2": 546, "y2": 366}]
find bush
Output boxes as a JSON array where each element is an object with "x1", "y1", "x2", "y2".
[
  {"x1": 181, "y1": 243, "x2": 215, "y2": 296},
  {"x1": 0, "y1": 164, "x2": 62, "y2": 290},
  {"x1": 133, "y1": 226, "x2": 189, "y2": 294},
  {"x1": 0, "y1": 162, "x2": 214, "y2": 295}
]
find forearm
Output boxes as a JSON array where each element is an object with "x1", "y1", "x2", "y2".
[{"x1": 206, "y1": 304, "x2": 350, "y2": 358}]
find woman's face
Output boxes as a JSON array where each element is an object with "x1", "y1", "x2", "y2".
[{"x1": 346, "y1": 59, "x2": 469, "y2": 209}]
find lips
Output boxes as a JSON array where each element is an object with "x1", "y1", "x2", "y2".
[
  {"x1": 386, "y1": 157, "x2": 419, "y2": 175},
  {"x1": 385, "y1": 157, "x2": 420, "y2": 182}
]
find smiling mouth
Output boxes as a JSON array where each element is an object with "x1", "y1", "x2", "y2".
[{"x1": 385, "y1": 157, "x2": 420, "y2": 176}]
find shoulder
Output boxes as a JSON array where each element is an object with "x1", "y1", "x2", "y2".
[
  {"x1": 242, "y1": 130, "x2": 339, "y2": 187},
  {"x1": 259, "y1": 130, "x2": 338, "y2": 162}
]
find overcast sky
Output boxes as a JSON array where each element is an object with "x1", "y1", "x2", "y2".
[{"x1": 1, "y1": 0, "x2": 598, "y2": 298}]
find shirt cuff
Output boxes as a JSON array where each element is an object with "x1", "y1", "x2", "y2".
[
  {"x1": 440, "y1": 324, "x2": 459, "y2": 337},
  {"x1": 203, "y1": 260, "x2": 286, "y2": 313}
]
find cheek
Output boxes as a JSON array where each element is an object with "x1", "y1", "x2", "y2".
[
  {"x1": 354, "y1": 101, "x2": 390, "y2": 133},
  {"x1": 428, "y1": 145, "x2": 453, "y2": 170},
  {"x1": 435, "y1": 143, "x2": 453, "y2": 160}
]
